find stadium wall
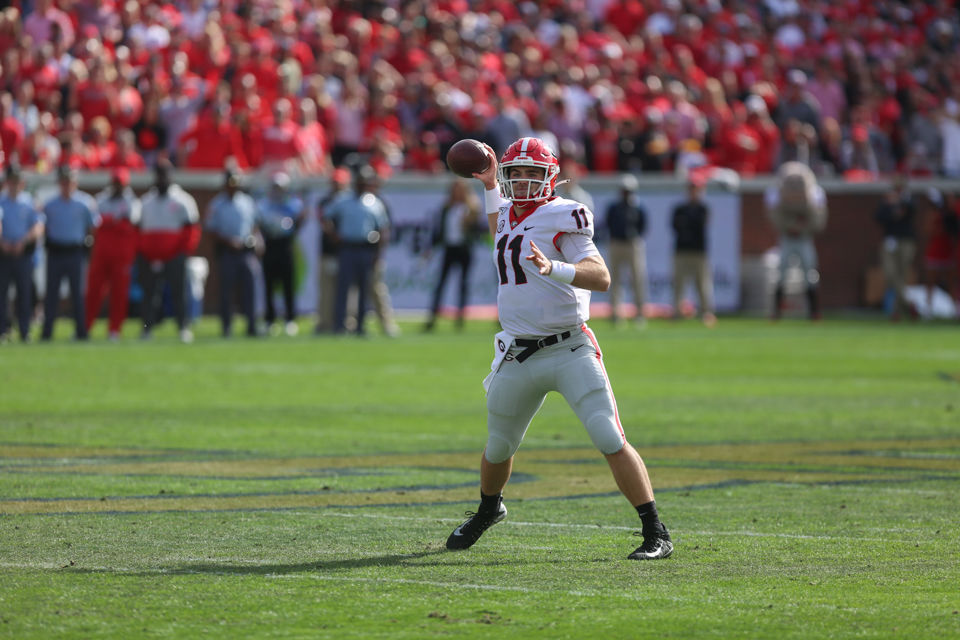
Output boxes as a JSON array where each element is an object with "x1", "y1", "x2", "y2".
[{"x1": 28, "y1": 172, "x2": 959, "y2": 315}]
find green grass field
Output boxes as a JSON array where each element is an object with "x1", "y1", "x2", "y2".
[{"x1": 2, "y1": 316, "x2": 959, "y2": 639}]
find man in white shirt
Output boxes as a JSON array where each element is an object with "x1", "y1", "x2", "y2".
[
  {"x1": 766, "y1": 162, "x2": 828, "y2": 320},
  {"x1": 445, "y1": 137, "x2": 673, "y2": 561}
]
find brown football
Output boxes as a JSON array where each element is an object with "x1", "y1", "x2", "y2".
[{"x1": 446, "y1": 139, "x2": 490, "y2": 178}]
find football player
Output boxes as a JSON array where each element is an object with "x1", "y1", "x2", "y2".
[{"x1": 445, "y1": 137, "x2": 673, "y2": 560}]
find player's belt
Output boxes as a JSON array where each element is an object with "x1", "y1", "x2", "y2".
[{"x1": 514, "y1": 331, "x2": 572, "y2": 363}]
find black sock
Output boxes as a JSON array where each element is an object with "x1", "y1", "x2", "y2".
[
  {"x1": 479, "y1": 491, "x2": 502, "y2": 514},
  {"x1": 635, "y1": 500, "x2": 661, "y2": 537}
]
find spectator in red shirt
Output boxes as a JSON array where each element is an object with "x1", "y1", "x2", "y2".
[
  {"x1": 0, "y1": 8, "x2": 21, "y2": 55},
  {"x1": 363, "y1": 92, "x2": 403, "y2": 152},
  {"x1": 71, "y1": 62, "x2": 117, "y2": 128},
  {"x1": 716, "y1": 102, "x2": 764, "y2": 176},
  {"x1": 178, "y1": 104, "x2": 249, "y2": 170},
  {"x1": 17, "y1": 110, "x2": 60, "y2": 172},
  {"x1": 57, "y1": 134, "x2": 92, "y2": 170},
  {"x1": 584, "y1": 107, "x2": 621, "y2": 173},
  {"x1": 106, "y1": 129, "x2": 146, "y2": 170},
  {"x1": 86, "y1": 116, "x2": 116, "y2": 169},
  {"x1": 744, "y1": 95, "x2": 780, "y2": 172},
  {"x1": 258, "y1": 98, "x2": 306, "y2": 172},
  {"x1": 245, "y1": 41, "x2": 280, "y2": 104},
  {"x1": 24, "y1": 43, "x2": 61, "y2": 109},
  {"x1": 405, "y1": 130, "x2": 444, "y2": 173},
  {"x1": 699, "y1": 78, "x2": 733, "y2": 152},
  {"x1": 231, "y1": 72, "x2": 271, "y2": 124},
  {"x1": 0, "y1": 93, "x2": 24, "y2": 158}
]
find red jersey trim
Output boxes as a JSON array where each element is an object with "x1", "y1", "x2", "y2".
[
  {"x1": 582, "y1": 324, "x2": 625, "y2": 440},
  {"x1": 553, "y1": 232, "x2": 565, "y2": 252},
  {"x1": 507, "y1": 196, "x2": 557, "y2": 230}
]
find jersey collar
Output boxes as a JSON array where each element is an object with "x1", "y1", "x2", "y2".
[{"x1": 508, "y1": 197, "x2": 554, "y2": 230}]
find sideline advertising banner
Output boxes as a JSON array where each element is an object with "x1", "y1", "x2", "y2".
[{"x1": 293, "y1": 184, "x2": 741, "y2": 314}]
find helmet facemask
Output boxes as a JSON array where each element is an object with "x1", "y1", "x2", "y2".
[{"x1": 498, "y1": 161, "x2": 559, "y2": 203}]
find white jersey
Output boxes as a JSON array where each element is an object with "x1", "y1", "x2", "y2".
[
  {"x1": 491, "y1": 195, "x2": 599, "y2": 337},
  {"x1": 96, "y1": 187, "x2": 141, "y2": 225}
]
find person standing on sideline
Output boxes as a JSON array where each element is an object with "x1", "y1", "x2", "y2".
[
  {"x1": 424, "y1": 178, "x2": 480, "y2": 331},
  {"x1": 41, "y1": 165, "x2": 99, "y2": 341},
  {"x1": 257, "y1": 171, "x2": 304, "y2": 336},
  {"x1": 85, "y1": 168, "x2": 141, "y2": 340},
  {"x1": 206, "y1": 169, "x2": 262, "y2": 338},
  {"x1": 766, "y1": 161, "x2": 828, "y2": 320},
  {"x1": 605, "y1": 173, "x2": 649, "y2": 326},
  {"x1": 671, "y1": 176, "x2": 716, "y2": 327},
  {"x1": 324, "y1": 166, "x2": 390, "y2": 336},
  {"x1": 445, "y1": 137, "x2": 673, "y2": 561},
  {"x1": 0, "y1": 166, "x2": 44, "y2": 342},
  {"x1": 874, "y1": 176, "x2": 918, "y2": 321},
  {"x1": 313, "y1": 166, "x2": 351, "y2": 334},
  {"x1": 137, "y1": 160, "x2": 201, "y2": 343},
  {"x1": 365, "y1": 172, "x2": 401, "y2": 337}
]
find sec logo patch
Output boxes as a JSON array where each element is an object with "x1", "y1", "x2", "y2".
[{"x1": 497, "y1": 219, "x2": 505, "y2": 233}]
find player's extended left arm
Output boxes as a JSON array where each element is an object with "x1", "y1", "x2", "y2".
[{"x1": 526, "y1": 240, "x2": 611, "y2": 292}]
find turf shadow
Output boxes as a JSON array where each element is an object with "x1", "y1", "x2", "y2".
[{"x1": 66, "y1": 550, "x2": 456, "y2": 576}]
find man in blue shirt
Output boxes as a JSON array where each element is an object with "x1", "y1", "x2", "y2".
[
  {"x1": 0, "y1": 166, "x2": 45, "y2": 342},
  {"x1": 41, "y1": 166, "x2": 99, "y2": 341},
  {"x1": 257, "y1": 172, "x2": 304, "y2": 336},
  {"x1": 323, "y1": 166, "x2": 390, "y2": 335},
  {"x1": 206, "y1": 169, "x2": 262, "y2": 338}
]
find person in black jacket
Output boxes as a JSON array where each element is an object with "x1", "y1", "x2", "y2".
[
  {"x1": 605, "y1": 174, "x2": 648, "y2": 325},
  {"x1": 671, "y1": 177, "x2": 716, "y2": 327},
  {"x1": 424, "y1": 179, "x2": 480, "y2": 331},
  {"x1": 874, "y1": 176, "x2": 918, "y2": 321}
]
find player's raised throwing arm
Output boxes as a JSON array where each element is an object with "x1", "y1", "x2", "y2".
[{"x1": 473, "y1": 143, "x2": 503, "y2": 237}]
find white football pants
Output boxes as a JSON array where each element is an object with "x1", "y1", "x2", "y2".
[{"x1": 484, "y1": 325, "x2": 626, "y2": 463}]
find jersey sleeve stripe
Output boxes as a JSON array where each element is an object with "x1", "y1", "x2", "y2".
[{"x1": 552, "y1": 231, "x2": 564, "y2": 252}]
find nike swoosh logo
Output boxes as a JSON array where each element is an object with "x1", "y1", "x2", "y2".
[
  {"x1": 523, "y1": 225, "x2": 534, "y2": 230},
  {"x1": 451, "y1": 526, "x2": 464, "y2": 537},
  {"x1": 570, "y1": 344, "x2": 585, "y2": 352}
]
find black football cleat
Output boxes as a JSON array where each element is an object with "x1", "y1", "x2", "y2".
[
  {"x1": 628, "y1": 526, "x2": 674, "y2": 560},
  {"x1": 446, "y1": 503, "x2": 507, "y2": 550}
]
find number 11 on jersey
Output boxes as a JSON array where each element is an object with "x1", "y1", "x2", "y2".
[{"x1": 496, "y1": 234, "x2": 527, "y2": 285}]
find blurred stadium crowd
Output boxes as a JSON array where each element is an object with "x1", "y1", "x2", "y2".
[{"x1": 0, "y1": 0, "x2": 958, "y2": 180}]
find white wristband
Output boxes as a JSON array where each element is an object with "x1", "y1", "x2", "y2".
[
  {"x1": 484, "y1": 185, "x2": 502, "y2": 214},
  {"x1": 548, "y1": 260, "x2": 576, "y2": 284}
]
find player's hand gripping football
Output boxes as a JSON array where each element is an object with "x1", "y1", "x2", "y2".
[{"x1": 473, "y1": 143, "x2": 499, "y2": 190}]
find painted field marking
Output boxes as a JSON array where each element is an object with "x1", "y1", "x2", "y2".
[{"x1": 3, "y1": 437, "x2": 959, "y2": 515}]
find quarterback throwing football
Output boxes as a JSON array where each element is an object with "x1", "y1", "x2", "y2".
[{"x1": 445, "y1": 137, "x2": 673, "y2": 560}]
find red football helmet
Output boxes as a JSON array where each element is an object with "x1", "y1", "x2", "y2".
[{"x1": 498, "y1": 137, "x2": 561, "y2": 203}]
